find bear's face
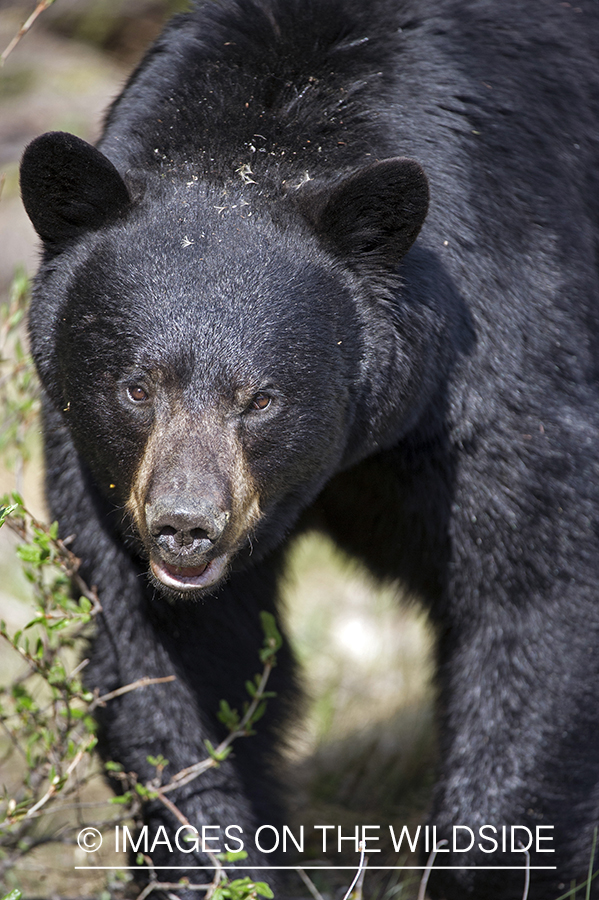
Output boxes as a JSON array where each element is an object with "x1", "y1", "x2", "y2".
[
  {"x1": 50, "y1": 207, "x2": 361, "y2": 594},
  {"x1": 20, "y1": 132, "x2": 429, "y2": 597}
]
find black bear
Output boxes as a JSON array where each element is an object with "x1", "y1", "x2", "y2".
[{"x1": 19, "y1": 0, "x2": 599, "y2": 897}]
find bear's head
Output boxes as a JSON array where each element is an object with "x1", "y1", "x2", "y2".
[{"x1": 20, "y1": 132, "x2": 429, "y2": 596}]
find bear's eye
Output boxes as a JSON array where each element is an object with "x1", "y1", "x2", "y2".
[
  {"x1": 250, "y1": 392, "x2": 272, "y2": 411},
  {"x1": 127, "y1": 385, "x2": 149, "y2": 403}
]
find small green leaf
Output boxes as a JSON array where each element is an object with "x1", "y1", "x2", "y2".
[
  {"x1": 204, "y1": 739, "x2": 232, "y2": 762},
  {"x1": 17, "y1": 543, "x2": 45, "y2": 564},
  {"x1": 249, "y1": 700, "x2": 267, "y2": 724},
  {"x1": 109, "y1": 792, "x2": 133, "y2": 805},
  {"x1": 0, "y1": 503, "x2": 19, "y2": 526},
  {"x1": 135, "y1": 783, "x2": 157, "y2": 799},
  {"x1": 217, "y1": 850, "x2": 248, "y2": 862},
  {"x1": 259, "y1": 611, "x2": 282, "y2": 650},
  {"x1": 2, "y1": 889, "x2": 23, "y2": 900},
  {"x1": 217, "y1": 699, "x2": 241, "y2": 730},
  {"x1": 146, "y1": 754, "x2": 168, "y2": 768}
]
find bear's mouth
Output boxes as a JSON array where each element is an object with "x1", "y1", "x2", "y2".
[{"x1": 150, "y1": 555, "x2": 229, "y2": 592}]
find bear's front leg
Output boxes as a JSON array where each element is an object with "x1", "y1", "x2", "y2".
[
  {"x1": 427, "y1": 590, "x2": 599, "y2": 900},
  {"x1": 88, "y1": 560, "x2": 295, "y2": 890}
]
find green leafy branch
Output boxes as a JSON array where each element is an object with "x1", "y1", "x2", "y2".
[
  {"x1": 0, "y1": 498, "x2": 103, "y2": 879},
  {"x1": 0, "y1": 499, "x2": 176, "y2": 886}
]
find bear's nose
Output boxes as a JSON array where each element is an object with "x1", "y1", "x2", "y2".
[{"x1": 146, "y1": 501, "x2": 229, "y2": 559}]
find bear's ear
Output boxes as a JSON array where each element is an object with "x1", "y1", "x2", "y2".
[
  {"x1": 298, "y1": 157, "x2": 429, "y2": 270},
  {"x1": 20, "y1": 131, "x2": 132, "y2": 251}
]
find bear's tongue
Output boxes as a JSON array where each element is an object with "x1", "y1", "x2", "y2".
[
  {"x1": 164, "y1": 562, "x2": 208, "y2": 578},
  {"x1": 150, "y1": 555, "x2": 229, "y2": 592}
]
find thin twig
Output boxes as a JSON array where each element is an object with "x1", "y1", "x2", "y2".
[
  {"x1": 342, "y1": 841, "x2": 367, "y2": 900},
  {"x1": 585, "y1": 827, "x2": 598, "y2": 900},
  {"x1": 353, "y1": 853, "x2": 368, "y2": 900},
  {"x1": 154, "y1": 791, "x2": 224, "y2": 898},
  {"x1": 91, "y1": 675, "x2": 177, "y2": 709},
  {"x1": 417, "y1": 839, "x2": 448, "y2": 900},
  {"x1": 1, "y1": 0, "x2": 56, "y2": 66},
  {"x1": 68, "y1": 656, "x2": 90, "y2": 679},
  {"x1": 519, "y1": 843, "x2": 531, "y2": 900},
  {"x1": 296, "y1": 867, "x2": 327, "y2": 900}
]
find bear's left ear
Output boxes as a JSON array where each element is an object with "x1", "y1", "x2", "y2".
[
  {"x1": 20, "y1": 131, "x2": 132, "y2": 251},
  {"x1": 298, "y1": 157, "x2": 429, "y2": 270}
]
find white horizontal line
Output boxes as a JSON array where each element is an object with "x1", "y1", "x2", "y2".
[{"x1": 74, "y1": 865, "x2": 558, "y2": 871}]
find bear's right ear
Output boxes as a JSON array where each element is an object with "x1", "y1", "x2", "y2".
[
  {"x1": 20, "y1": 131, "x2": 132, "y2": 251},
  {"x1": 296, "y1": 157, "x2": 429, "y2": 272}
]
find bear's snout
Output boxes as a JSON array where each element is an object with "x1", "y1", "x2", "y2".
[
  {"x1": 125, "y1": 408, "x2": 261, "y2": 594},
  {"x1": 144, "y1": 494, "x2": 233, "y2": 594},
  {"x1": 147, "y1": 497, "x2": 229, "y2": 563}
]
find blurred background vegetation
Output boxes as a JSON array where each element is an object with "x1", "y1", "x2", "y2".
[{"x1": 0, "y1": 3, "x2": 436, "y2": 897}]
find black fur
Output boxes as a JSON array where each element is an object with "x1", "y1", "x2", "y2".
[{"x1": 20, "y1": 1, "x2": 599, "y2": 897}]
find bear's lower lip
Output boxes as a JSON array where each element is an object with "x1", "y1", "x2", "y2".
[{"x1": 150, "y1": 555, "x2": 228, "y2": 592}]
